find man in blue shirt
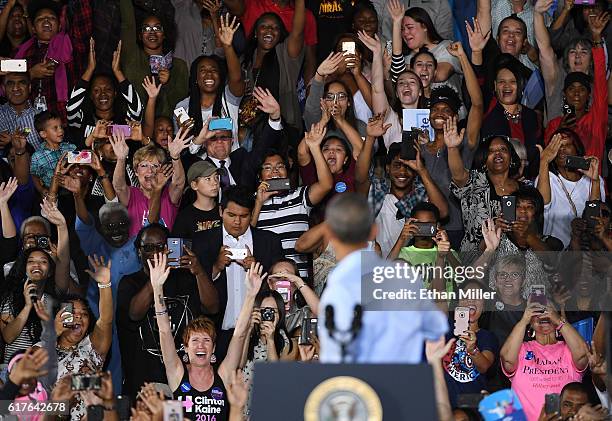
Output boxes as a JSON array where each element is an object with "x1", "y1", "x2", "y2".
[
  {"x1": 74, "y1": 200, "x2": 141, "y2": 392},
  {"x1": 319, "y1": 193, "x2": 448, "y2": 363}
]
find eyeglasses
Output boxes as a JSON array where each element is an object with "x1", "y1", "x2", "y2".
[
  {"x1": 261, "y1": 163, "x2": 286, "y2": 172},
  {"x1": 105, "y1": 221, "x2": 128, "y2": 231},
  {"x1": 496, "y1": 271, "x2": 523, "y2": 281},
  {"x1": 138, "y1": 162, "x2": 161, "y2": 171},
  {"x1": 324, "y1": 93, "x2": 348, "y2": 102},
  {"x1": 140, "y1": 242, "x2": 166, "y2": 253},
  {"x1": 141, "y1": 24, "x2": 163, "y2": 33}
]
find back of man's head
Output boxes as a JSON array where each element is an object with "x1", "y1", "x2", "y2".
[{"x1": 326, "y1": 193, "x2": 373, "y2": 244}]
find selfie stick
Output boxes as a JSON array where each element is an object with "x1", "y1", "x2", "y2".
[{"x1": 324, "y1": 304, "x2": 363, "y2": 363}]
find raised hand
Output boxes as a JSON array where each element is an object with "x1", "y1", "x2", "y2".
[
  {"x1": 245, "y1": 261, "x2": 267, "y2": 297},
  {"x1": 366, "y1": 113, "x2": 392, "y2": 138},
  {"x1": 11, "y1": 130, "x2": 27, "y2": 155},
  {"x1": 465, "y1": 18, "x2": 491, "y2": 53},
  {"x1": 304, "y1": 122, "x2": 327, "y2": 150},
  {"x1": 253, "y1": 87, "x2": 281, "y2": 120},
  {"x1": 148, "y1": 252, "x2": 170, "y2": 289},
  {"x1": 112, "y1": 40, "x2": 124, "y2": 80},
  {"x1": 425, "y1": 336, "x2": 455, "y2": 364},
  {"x1": 92, "y1": 120, "x2": 110, "y2": 140},
  {"x1": 86, "y1": 37, "x2": 96, "y2": 73},
  {"x1": 446, "y1": 41, "x2": 465, "y2": 58},
  {"x1": 443, "y1": 115, "x2": 465, "y2": 148},
  {"x1": 481, "y1": 218, "x2": 501, "y2": 251},
  {"x1": 10, "y1": 347, "x2": 49, "y2": 386},
  {"x1": 41, "y1": 197, "x2": 66, "y2": 227},
  {"x1": 152, "y1": 163, "x2": 173, "y2": 192},
  {"x1": 85, "y1": 254, "x2": 111, "y2": 286},
  {"x1": 588, "y1": 12, "x2": 610, "y2": 38},
  {"x1": 534, "y1": 0, "x2": 554, "y2": 14},
  {"x1": 387, "y1": 0, "x2": 405, "y2": 23},
  {"x1": 168, "y1": 126, "x2": 192, "y2": 160},
  {"x1": 142, "y1": 75, "x2": 161, "y2": 99},
  {"x1": 226, "y1": 370, "x2": 249, "y2": 409},
  {"x1": 201, "y1": 0, "x2": 221, "y2": 15},
  {"x1": 433, "y1": 229, "x2": 451, "y2": 256},
  {"x1": 316, "y1": 52, "x2": 344, "y2": 78},
  {"x1": 53, "y1": 152, "x2": 72, "y2": 176},
  {"x1": 536, "y1": 133, "x2": 562, "y2": 165},
  {"x1": 218, "y1": 13, "x2": 240, "y2": 47},
  {"x1": 194, "y1": 116, "x2": 215, "y2": 145},
  {"x1": 0, "y1": 177, "x2": 18, "y2": 205},
  {"x1": 109, "y1": 131, "x2": 129, "y2": 160},
  {"x1": 356, "y1": 30, "x2": 381, "y2": 55},
  {"x1": 579, "y1": 156, "x2": 599, "y2": 181},
  {"x1": 319, "y1": 98, "x2": 332, "y2": 126},
  {"x1": 401, "y1": 143, "x2": 424, "y2": 174},
  {"x1": 255, "y1": 181, "x2": 277, "y2": 204}
]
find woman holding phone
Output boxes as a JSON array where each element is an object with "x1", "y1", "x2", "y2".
[
  {"x1": 150, "y1": 253, "x2": 263, "y2": 419},
  {"x1": 536, "y1": 130, "x2": 603, "y2": 248},
  {"x1": 0, "y1": 247, "x2": 57, "y2": 364},
  {"x1": 500, "y1": 301, "x2": 588, "y2": 421}
]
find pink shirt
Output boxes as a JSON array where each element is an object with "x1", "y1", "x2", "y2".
[
  {"x1": 503, "y1": 341, "x2": 586, "y2": 421},
  {"x1": 127, "y1": 186, "x2": 179, "y2": 237}
]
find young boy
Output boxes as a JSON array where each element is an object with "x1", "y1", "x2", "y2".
[
  {"x1": 171, "y1": 160, "x2": 221, "y2": 239},
  {"x1": 30, "y1": 111, "x2": 76, "y2": 196}
]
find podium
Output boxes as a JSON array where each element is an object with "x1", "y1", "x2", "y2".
[{"x1": 251, "y1": 363, "x2": 437, "y2": 420}]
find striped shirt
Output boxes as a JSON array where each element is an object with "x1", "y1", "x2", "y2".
[
  {"x1": 66, "y1": 78, "x2": 143, "y2": 139},
  {"x1": 256, "y1": 186, "x2": 313, "y2": 282},
  {"x1": 0, "y1": 103, "x2": 42, "y2": 151},
  {"x1": 1, "y1": 293, "x2": 48, "y2": 364}
]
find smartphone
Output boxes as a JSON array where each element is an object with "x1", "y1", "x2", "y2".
[
  {"x1": 565, "y1": 155, "x2": 590, "y2": 171},
  {"x1": 67, "y1": 150, "x2": 92, "y2": 164},
  {"x1": 341, "y1": 41, "x2": 356, "y2": 55},
  {"x1": 545, "y1": 393, "x2": 560, "y2": 414},
  {"x1": 575, "y1": 0, "x2": 596, "y2": 4},
  {"x1": 400, "y1": 130, "x2": 417, "y2": 161},
  {"x1": 275, "y1": 279, "x2": 292, "y2": 311},
  {"x1": 413, "y1": 222, "x2": 437, "y2": 237},
  {"x1": 453, "y1": 306, "x2": 470, "y2": 336},
  {"x1": 208, "y1": 117, "x2": 233, "y2": 131},
  {"x1": 18, "y1": 127, "x2": 31, "y2": 135},
  {"x1": 174, "y1": 107, "x2": 192, "y2": 126},
  {"x1": 162, "y1": 401, "x2": 183, "y2": 421},
  {"x1": 227, "y1": 248, "x2": 247, "y2": 260},
  {"x1": 583, "y1": 200, "x2": 602, "y2": 229},
  {"x1": 47, "y1": 57, "x2": 59, "y2": 67},
  {"x1": 456, "y1": 393, "x2": 483, "y2": 409},
  {"x1": 167, "y1": 238, "x2": 183, "y2": 267},
  {"x1": 261, "y1": 307, "x2": 276, "y2": 322},
  {"x1": 0, "y1": 59, "x2": 27, "y2": 72},
  {"x1": 71, "y1": 374, "x2": 102, "y2": 391},
  {"x1": 266, "y1": 178, "x2": 291, "y2": 192},
  {"x1": 529, "y1": 285, "x2": 547, "y2": 306},
  {"x1": 299, "y1": 316, "x2": 318, "y2": 345},
  {"x1": 61, "y1": 302, "x2": 74, "y2": 328},
  {"x1": 116, "y1": 396, "x2": 131, "y2": 421},
  {"x1": 107, "y1": 125, "x2": 132, "y2": 138},
  {"x1": 563, "y1": 103, "x2": 576, "y2": 117},
  {"x1": 501, "y1": 195, "x2": 516, "y2": 222},
  {"x1": 149, "y1": 54, "x2": 163, "y2": 74}
]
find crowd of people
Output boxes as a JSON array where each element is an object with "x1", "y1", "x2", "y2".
[{"x1": 0, "y1": 0, "x2": 610, "y2": 419}]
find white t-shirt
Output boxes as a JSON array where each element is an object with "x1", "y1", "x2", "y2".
[
  {"x1": 375, "y1": 194, "x2": 404, "y2": 258},
  {"x1": 538, "y1": 171, "x2": 605, "y2": 247}
]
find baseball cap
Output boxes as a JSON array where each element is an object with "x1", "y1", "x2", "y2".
[
  {"x1": 564, "y1": 72, "x2": 592, "y2": 92},
  {"x1": 187, "y1": 161, "x2": 218, "y2": 184},
  {"x1": 429, "y1": 86, "x2": 462, "y2": 114}
]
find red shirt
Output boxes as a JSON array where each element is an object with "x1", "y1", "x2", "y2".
[
  {"x1": 544, "y1": 47, "x2": 608, "y2": 166},
  {"x1": 241, "y1": 0, "x2": 318, "y2": 46}
]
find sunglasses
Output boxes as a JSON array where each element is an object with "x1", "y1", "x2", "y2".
[{"x1": 140, "y1": 242, "x2": 166, "y2": 253}]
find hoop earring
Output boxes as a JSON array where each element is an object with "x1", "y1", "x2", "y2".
[
  {"x1": 527, "y1": 328, "x2": 535, "y2": 339},
  {"x1": 210, "y1": 354, "x2": 217, "y2": 364},
  {"x1": 182, "y1": 353, "x2": 190, "y2": 363}
]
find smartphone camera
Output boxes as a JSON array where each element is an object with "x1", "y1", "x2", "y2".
[
  {"x1": 71, "y1": 374, "x2": 102, "y2": 391},
  {"x1": 261, "y1": 307, "x2": 275, "y2": 322}
]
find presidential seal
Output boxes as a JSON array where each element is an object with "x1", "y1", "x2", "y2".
[{"x1": 304, "y1": 376, "x2": 383, "y2": 421}]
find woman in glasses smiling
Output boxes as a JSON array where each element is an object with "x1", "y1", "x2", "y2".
[{"x1": 119, "y1": 0, "x2": 188, "y2": 119}]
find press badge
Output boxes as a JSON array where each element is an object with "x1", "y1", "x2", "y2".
[{"x1": 34, "y1": 95, "x2": 47, "y2": 112}]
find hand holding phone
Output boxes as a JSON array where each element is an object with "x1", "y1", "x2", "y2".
[{"x1": 453, "y1": 306, "x2": 470, "y2": 336}]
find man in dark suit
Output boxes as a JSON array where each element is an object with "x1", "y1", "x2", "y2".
[
  {"x1": 189, "y1": 89, "x2": 285, "y2": 192},
  {"x1": 192, "y1": 185, "x2": 284, "y2": 359}
]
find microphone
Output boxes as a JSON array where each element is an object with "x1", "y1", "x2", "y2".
[
  {"x1": 325, "y1": 305, "x2": 335, "y2": 338},
  {"x1": 351, "y1": 305, "x2": 363, "y2": 339}
]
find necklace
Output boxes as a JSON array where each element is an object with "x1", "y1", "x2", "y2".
[{"x1": 503, "y1": 106, "x2": 521, "y2": 123}]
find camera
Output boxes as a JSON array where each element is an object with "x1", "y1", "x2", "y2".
[
  {"x1": 36, "y1": 235, "x2": 50, "y2": 250},
  {"x1": 71, "y1": 374, "x2": 102, "y2": 391},
  {"x1": 260, "y1": 307, "x2": 275, "y2": 322}
]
